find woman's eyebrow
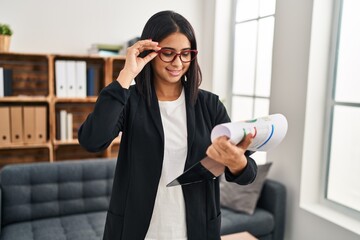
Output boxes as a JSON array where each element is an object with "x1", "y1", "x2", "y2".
[{"x1": 160, "y1": 47, "x2": 192, "y2": 50}]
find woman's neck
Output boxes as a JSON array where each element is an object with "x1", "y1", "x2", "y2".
[{"x1": 155, "y1": 82, "x2": 182, "y2": 101}]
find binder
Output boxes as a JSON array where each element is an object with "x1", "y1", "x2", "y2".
[
  {"x1": 23, "y1": 106, "x2": 36, "y2": 143},
  {"x1": 10, "y1": 106, "x2": 23, "y2": 143},
  {"x1": 55, "y1": 60, "x2": 67, "y2": 97},
  {"x1": 35, "y1": 106, "x2": 47, "y2": 143},
  {"x1": 3, "y1": 69, "x2": 13, "y2": 96},
  {"x1": 66, "y1": 61, "x2": 76, "y2": 97},
  {"x1": 0, "y1": 107, "x2": 11, "y2": 144},
  {"x1": 86, "y1": 67, "x2": 95, "y2": 96},
  {"x1": 75, "y1": 61, "x2": 87, "y2": 97}
]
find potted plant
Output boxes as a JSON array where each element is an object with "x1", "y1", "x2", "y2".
[{"x1": 0, "y1": 24, "x2": 13, "y2": 52}]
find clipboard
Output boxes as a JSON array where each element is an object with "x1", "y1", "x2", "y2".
[{"x1": 166, "y1": 157, "x2": 225, "y2": 187}]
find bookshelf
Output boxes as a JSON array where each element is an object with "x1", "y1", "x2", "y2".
[{"x1": 0, "y1": 52, "x2": 125, "y2": 167}]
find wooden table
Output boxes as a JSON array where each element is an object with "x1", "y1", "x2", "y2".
[{"x1": 221, "y1": 231, "x2": 258, "y2": 240}]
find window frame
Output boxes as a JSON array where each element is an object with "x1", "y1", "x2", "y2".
[
  {"x1": 300, "y1": 0, "x2": 360, "y2": 234},
  {"x1": 228, "y1": 0, "x2": 276, "y2": 121},
  {"x1": 323, "y1": 0, "x2": 360, "y2": 216}
]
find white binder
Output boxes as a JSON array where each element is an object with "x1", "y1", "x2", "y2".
[
  {"x1": 66, "y1": 61, "x2": 76, "y2": 97},
  {"x1": 55, "y1": 60, "x2": 67, "y2": 97},
  {"x1": 75, "y1": 61, "x2": 87, "y2": 97}
]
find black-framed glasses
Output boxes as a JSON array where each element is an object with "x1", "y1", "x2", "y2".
[{"x1": 156, "y1": 49, "x2": 198, "y2": 63}]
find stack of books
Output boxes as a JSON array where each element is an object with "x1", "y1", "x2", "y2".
[
  {"x1": 88, "y1": 37, "x2": 140, "y2": 56},
  {"x1": 88, "y1": 43, "x2": 123, "y2": 56}
]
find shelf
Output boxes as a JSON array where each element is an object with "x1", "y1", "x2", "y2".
[
  {"x1": 0, "y1": 142, "x2": 51, "y2": 150},
  {"x1": 0, "y1": 52, "x2": 126, "y2": 166},
  {"x1": 0, "y1": 96, "x2": 49, "y2": 103},
  {"x1": 53, "y1": 139, "x2": 79, "y2": 146},
  {"x1": 54, "y1": 97, "x2": 98, "y2": 103},
  {"x1": 0, "y1": 148, "x2": 50, "y2": 168}
]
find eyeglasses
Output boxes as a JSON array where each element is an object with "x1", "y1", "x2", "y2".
[{"x1": 156, "y1": 49, "x2": 198, "y2": 63}]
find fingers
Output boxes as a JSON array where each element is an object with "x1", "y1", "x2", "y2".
[
  {"x1": 237, "y1": 133, "x2": 253, "y2": 150},
  {"x1": 128, "y1": 39, "x2": 161, "y2": 56},
  {"x1": 206, "y1": 135, "x2": 251, "y2": 175},
  {"x1": 206, "y1": 136, "x2": 234, "y2": 161},
  {"x1": 122, "y1": 39, "x2": 161, "y2": 78},
  {"x1": 142, "y1": 51, "x2": 158, "y2": 64},
  {"x1": 215, "y1": 136, "x2": 234, "y2": 153}
]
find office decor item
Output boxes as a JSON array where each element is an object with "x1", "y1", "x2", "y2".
[{"x1": 0, "y1": 24, "x2": 13, "y2": 52}]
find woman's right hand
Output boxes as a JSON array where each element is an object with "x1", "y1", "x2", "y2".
[{"x1": 117, "y1": 39, "x2": 161, "y2": 88}]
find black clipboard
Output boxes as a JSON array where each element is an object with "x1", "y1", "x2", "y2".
[{"x1": 166, "y1": 157, "x2": 225, "y2": 187}]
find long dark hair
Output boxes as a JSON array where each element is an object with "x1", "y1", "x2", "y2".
[{"x1": 135, "y1": 10, "x2": 202, "y2": 105}]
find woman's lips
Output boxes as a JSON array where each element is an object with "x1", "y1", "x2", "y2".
[{"x1": 167, "y1": 68, "x2": 182, "y2": 77}]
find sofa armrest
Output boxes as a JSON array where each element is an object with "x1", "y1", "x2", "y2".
[{"x1": 257, "y1": 179, "x2": 286, "y2": 240}]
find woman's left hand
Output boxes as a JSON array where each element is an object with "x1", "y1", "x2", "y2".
[{"x1": 206, "y1": 134, "x2": 253, "y2": 175}]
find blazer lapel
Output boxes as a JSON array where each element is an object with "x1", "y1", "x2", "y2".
[
  {"x1": 184, "y1": 86, "x2": 196, "y2": 169},
  {"x1": 148, "y1": 84, "x2": 164, "y2": 144}
]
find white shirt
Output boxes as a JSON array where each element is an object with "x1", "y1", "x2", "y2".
[{"x1": 145, "y1": 88, "x2": 188, "y2": 240}]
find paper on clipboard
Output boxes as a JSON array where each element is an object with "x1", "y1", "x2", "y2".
[{"x1": 167, "y1": 114, "x2": 288, "y2": 187}]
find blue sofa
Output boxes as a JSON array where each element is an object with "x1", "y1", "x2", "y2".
[{"x1": 0, "y1": 158, "x2": 285, "y2": 240}]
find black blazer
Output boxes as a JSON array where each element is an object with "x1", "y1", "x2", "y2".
[{"x1": 78, "y1": 81, "x2": 257, "y2": 240}]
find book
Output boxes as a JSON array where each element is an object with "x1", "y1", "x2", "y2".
[
  {"x1": 167, "y1": 114, "x2": 288, "y2": 187},
  {"x1": 91, "y1": 43, "x2": 123, "y2": 51},
  {"x1": 67, "y1": 112, "x2": 73, "y2": 140},
  {"x1": 60, "y1": 110, "x2": 67, "y2": 141},
  {"x1": 86, "y1": 67, "x2": 96, "y2": 96},
  {"x1": 0, "y1": 67, "x2": 3, "y2": 97},
  {"x1": 88, "y1": 43, "x2": 123, "y2": 56},
  {"x1": 3, "y1": 69, "x2": 12, "y2": 96}
]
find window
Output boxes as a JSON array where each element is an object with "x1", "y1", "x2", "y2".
[
  {"x1": 230, "y1": 0, "x2": 276, "y2": 163},
  {"x1": 300, "y1": 0, "x2": 360, "y2": 234},
  {"x1": 326, "y1": 0, "x2": 360, "y2": 213}
]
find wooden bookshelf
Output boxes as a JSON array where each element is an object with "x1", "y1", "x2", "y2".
[{"x1": 0, "y1": 52, "x2": 125, "y2": 166}]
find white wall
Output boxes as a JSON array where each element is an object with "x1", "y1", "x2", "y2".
[
  {"x1": 211, "y1": 0, "x2": 360, "y2": 239},
  {"x1": 0, "y1": 0, "x2": 213, "y2": 90},
  {"x1": 269, "y1": 0, "x2": 359, "y2": 239}
]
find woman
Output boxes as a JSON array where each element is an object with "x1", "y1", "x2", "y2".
[{"x1": 78, "y1": 10, "x2": 257, "y2": 240}]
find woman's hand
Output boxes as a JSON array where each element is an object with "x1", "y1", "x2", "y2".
[
  {"x1": 117, "y1": 39, "x2": 161, "y2": 88},
  {"x1": 206, "y1": 134, "x2": 253, "y2": 175}
]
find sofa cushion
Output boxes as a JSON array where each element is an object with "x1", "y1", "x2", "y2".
[
  {"x1": 0, "y1": 211, "x2": 106, "y2": 240},
  {"x1": 220, "y1": 207, "x2": 274, "y2": 237},
  {"x1": 220, "y1": 162, "x2": 272, "y2": 215},
  {"x1": 0, "y1": 159, "x2": 116, "y2": 226}
]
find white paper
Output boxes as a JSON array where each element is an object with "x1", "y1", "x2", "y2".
[{"x1": 210, "y1": 113, "x2": 288, "y2": 151}]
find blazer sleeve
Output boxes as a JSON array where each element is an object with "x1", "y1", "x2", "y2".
[
  {"x1": 224, "y1": 153, "x2": 257, "y2": 185},
  {"x1": 78, "y1": 81, "x2": 130, "y2": 152}
]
